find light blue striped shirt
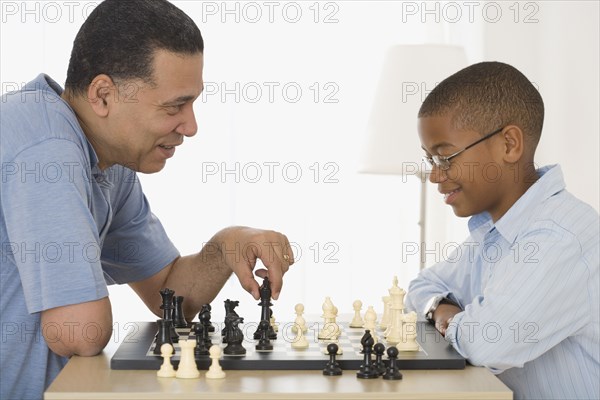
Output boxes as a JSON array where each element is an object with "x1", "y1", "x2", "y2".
[{"x1": 406, "y1": 164, "x2": 599, "y2": 400}]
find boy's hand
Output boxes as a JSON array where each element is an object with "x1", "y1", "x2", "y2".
[{"x1": 433, "y1": 303, "x2": 462, "y2": 336}]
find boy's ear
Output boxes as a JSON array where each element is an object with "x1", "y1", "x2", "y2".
[
  {"x1": 501, "y1": 125, "x2": 525, "y2": 163},
  {"x1": 86, "y1": 74, "x2": 116, "y2": 118}
]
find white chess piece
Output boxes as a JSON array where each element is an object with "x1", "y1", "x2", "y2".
[
  {"x1": 350, "y1": 300, "x2": 364, "y2": 328},
  {"x1": 205, "y1": 345, "x2": 226, "y2": 379},
  {"x1": 270, "y1": 313, "x2": 279, "y2": 333},
  {"x1": 157, "y1": 343, "x2": 176, "y2": 378},
  {"x1": 175, "y1": 340, "x2": 200, "y2": 379},
  {"x1": 363, "y1": 306, "x2": 378, "y2": 344},
  {"x1": 291, "y1": 325, "x2": 309, "y2": 349},
  {"x1": 318, "y1": 297, "x2": 337, "y2": 340},
  {"x1": 292, "y1": 303, "x2": 308, "y2": 333},
  {"x1": 397, "y1": 311, "x2": 420, "y2": 352},
  {"x1": 379, "y1": 295, "x2": 391, "y2": 329},
  {"x1": 386, "y1": 278, "x2": 407, "y2": 346}
]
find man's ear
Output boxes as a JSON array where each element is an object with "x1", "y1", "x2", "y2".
[
  {"x1": 501, "y1": 125, "x2": 525, "y2": 163},
  {"x1": 86, "y1": 75, "x2": 116, "y2": 118}
]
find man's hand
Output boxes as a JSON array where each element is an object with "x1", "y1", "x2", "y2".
[
  {"x1": 433, "y1": 303, "x2": 462, "y2": 336},
  {"x1": 214, "y1": 226, "x2": 294, "y2": 300},
  {"x1": 130, "y1": 226, "x2": 294, "y2": 321}
]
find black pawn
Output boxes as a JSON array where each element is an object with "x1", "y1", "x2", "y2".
[
  {"x1": 172, "y1": 296, "x2": 188, "y2": 328},
  {"x1": 382, "y1": 346, "x2": 403, "y2": 380},
  {"x1": 357, "y1": 330, "x2": 379, "y2": 379},
  {"x1": 194, "y1": 323, "x2": 209, "y2": 356},
  {"x1": 201, "y1": 304, "x2": 216, "y2": 332},
  {"x1": 373, "y1": 343, "x2": 386, "y2": 376},
  {"x1": 154, "y1": 319, "x2": 175, "y2": 355},
  {"x1": 255, "y1": 320, "x2": 273, "y2": 351},
  {"x1": 200, "y1": 310, "x2": 212, "y2": 348},
  {"x1": 323, "y1": 343, "x2": 343, "y2": 376}
]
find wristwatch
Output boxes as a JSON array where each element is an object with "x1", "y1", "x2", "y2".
[{"x1": 424, "y1": 295, "x2": 458, "y2": 322}]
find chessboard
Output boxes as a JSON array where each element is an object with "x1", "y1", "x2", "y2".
[{"x1": 110, "y1": 321, "x2": 465, "y2": 370}]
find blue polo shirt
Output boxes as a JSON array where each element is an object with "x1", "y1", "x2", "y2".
[{"x1": 0, "y1": 74, "x2": 180, "y2": 400}]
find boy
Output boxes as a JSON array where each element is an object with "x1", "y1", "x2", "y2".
[{"x1": 406, "y1": 62, "x2": 599, "y2": 400}]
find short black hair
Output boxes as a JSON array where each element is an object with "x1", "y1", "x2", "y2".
[
  {"x1": 65, "y1": 0, "x2": 203, "y2": 95},
  {"x1": 419, "y1": 61, "x2": 544, "y2": 148}
]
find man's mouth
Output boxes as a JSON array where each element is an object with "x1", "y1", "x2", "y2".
[
  {"x1": 159, "y1": 145, "x2": 175, "y2": 150},
  {"x1": 442, "y1": 188, "x2": 461, "y2": 204}
]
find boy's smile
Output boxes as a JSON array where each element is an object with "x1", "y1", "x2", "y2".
[{"x1": 418, "y1": 115, "x2": 511, "y2": 221}]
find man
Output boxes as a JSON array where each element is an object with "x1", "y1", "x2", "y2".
[
  {"x1": 406, "y1": 62, "x2": 599, "y2": 399},
  {"x1": 0, "y1": 1, "x2": 293, "y2": 399}
]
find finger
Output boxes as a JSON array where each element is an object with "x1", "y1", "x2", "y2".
[
  {"x1": 282, "y1": 234, "x2": 295, "y2": 266},
  {"x1": 233, "y1": 267, "x2": 260, "y2": 300},
  {"x1": 254, "y1": 268, "x2": 268, "y2": 279},
  {"x1": 266, "y1": 262, "x2": 283, "y2": 300}
]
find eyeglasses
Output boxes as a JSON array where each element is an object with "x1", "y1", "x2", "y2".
[{"x1": 422, "y1": 127, "x2": 504, "y2": 171}]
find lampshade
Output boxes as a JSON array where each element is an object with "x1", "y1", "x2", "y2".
[{"x1": 360, "y1": 45, "x2": 468, "y2": 175}]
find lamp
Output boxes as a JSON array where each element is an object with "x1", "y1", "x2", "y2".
[{"x1": 360, "y1": 45, "x2": 467, "y2": 270}]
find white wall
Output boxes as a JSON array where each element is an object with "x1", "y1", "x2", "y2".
[{"x1": 1, "y1": 1, "x2": 598, "y2": 327}]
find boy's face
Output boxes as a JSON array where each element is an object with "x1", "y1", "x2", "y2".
[{"x1": 418, "y1": 115, "x2": 509, "y2": 220}]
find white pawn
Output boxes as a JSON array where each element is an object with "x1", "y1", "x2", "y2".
[
  {"x1": 205, "y1": 345, "x2": 226, "y2": 379},
  {"x1": 292, "y1": 303, "x2": 308, "y2": 333},
  {"x1": 157, "y1": 343, "x2": 176, "y2": 378},
  {"x1": 291, "y1": 325, "x2": 309, "y2": 349},
  {"x1": 349, "y1": 300, "x2": 364, "y2": 328},
  {"x1": 363, "y1": 306, "x2": 378, "y2": 343},
  {"x1": 175, "y1": 340, "x2": 200, "y2": 379}
]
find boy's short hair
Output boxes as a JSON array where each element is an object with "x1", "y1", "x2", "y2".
[
  {"x1": 419, "y1": 61, "x2": 544, "y2": 149},
  {"x1": 65, "y1": 0, "x2": 204, "y2": 95}
]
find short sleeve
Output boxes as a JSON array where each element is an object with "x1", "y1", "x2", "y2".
[
  {"x1": 2, "y1": 139, "x2": 109, "y2": 313},
  {"x1": 100, "y1": 168, "x2": 179, "y2": 284}
]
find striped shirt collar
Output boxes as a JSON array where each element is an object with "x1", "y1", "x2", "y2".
[{"x1": 468, "y1": 164, "x2": 566, "y2": 243}]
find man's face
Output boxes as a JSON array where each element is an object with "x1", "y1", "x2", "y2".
[
  {"x1": 106, "y1": 50, "x2": 204, "y2": 173},
  {"x1": 418, "y1": 115, "x2": 508, "y2": 220}
]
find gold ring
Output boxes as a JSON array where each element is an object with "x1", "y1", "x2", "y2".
[{"x1": 283, "y1": 254, "x2": 290, "y2": 262}]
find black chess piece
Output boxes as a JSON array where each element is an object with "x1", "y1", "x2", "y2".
[
  {"x1": 357, "y1": 330, "x2": 379, "y2": 379},
  {"x1": 223, "y1": 315, "x2": 247, "y2": 355},
  {"x1": 255, "y1": 320, "x2": 273, "y2": 351},
  {"x1": 254, "y1": 278, "x2": 277, "y2": 340},
  {"x1": 373, "y1": 343, "x2": 386, "y2": 376},
  {"x1": 222, "y1": 299, "x2": 240, "y2": 337},
  {"x1": 159, "y1": 288, "x2": 179, "y2": 343},
  {"x1": 382, "y1": 346, "x2": 403, "y2": 380},
  {"x1": 194, "y1": 322, "x2": 210, "y2": 356},
  {"x1": 154, "y1": 319, "x2": 175, "y2": 355},
  {"x1": 323, "y1": 343, "x2": 343, "y2": 376},
  {"x1": 172, "y1": 296, "x2": 188, "y2": 328},
  {"x1": 200, "y1": 304, "x2": 215, "y2": 332},
  {"x1": 199, "y1": 308, "x2": 213, "y2": 348}
]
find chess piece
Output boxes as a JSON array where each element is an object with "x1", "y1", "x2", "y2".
[
  {"x1": 157, "y1": 343, "x2": 176, "y2": 378},
  {"x1": 357, "y1": 330, "x2": 379, "y2": 379},
  {"x1": 199, "y1": 309, "x2": 213, "y2": 348},
  {"x1": 322, "y1": 343, "x2": 342, "y2": 376},
  {"x1": 254, "y1": 278, "x2": 277, "y2": 340},
  {"x1": 382, "y1": 346, "x2": 403, "y2": 380},
  {"x1": 255, "y1": 320, "x2": 273, "y2": 351},
  {"x1": 205, "y1": 345, "x2": 226, "y2": 379},
  {"x1": 172, "y1": 296, "x2": 188, "y2": 328},
  {"x1": 291, "y1": 323, "x2": 309, "y2": 349},
  {"x1": 222, "y1": 299, "x2": 240, "y2": 337},
  {"x1": 319, "y1": 297, "x2": 340, "y2": 340},
  {"x1": 292, "y1": 303, "x2": 307, "y2": 333},
  {"x1": 194, "y1": 323, "x2": 209, "y2": 357},
  {"x1": 397, "y1": 311, "x2": 419, "y2": 351},
  {"x1": 373, "y1": 343, "x2": 386, "y2": 376},
  {"x1": 176, "y1": 340, "x2": 200, "y2": 379},
  {"x1": 223, "y1": 315, "x2": 247, "y2": 355},
  {"x1": 154, "y1": 319, "x2": 175, "y2": 355},
  {"x1": 363, "y1": 306, "x2": 378, "y2": 344},
  {"x1": 200, "y1": 304, "x2": 216, "y2": 332},
  {"x1": 349, "y1": 300, "x2": 364, "y2": 328},
  {"x1": 159, "y1": 288, "x2": 179, "y2": 343},
  {"x1": 380, "y1": 295, "x2": 391, "y2": 329},
  {"x1": 270, "y1": 309, "x2": 279, "y2": 333},
  {"x1": 385, "y1": 278, "x2": 407, "y2": 346}
]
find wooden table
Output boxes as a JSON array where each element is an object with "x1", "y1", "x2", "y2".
[{"x1": 45, "y1": 340, "x2": 512, "y2": 400}]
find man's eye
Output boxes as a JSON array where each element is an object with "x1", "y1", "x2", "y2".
[{"x1": 166, "y1": 105, "x2": 182, "y2": 114}]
